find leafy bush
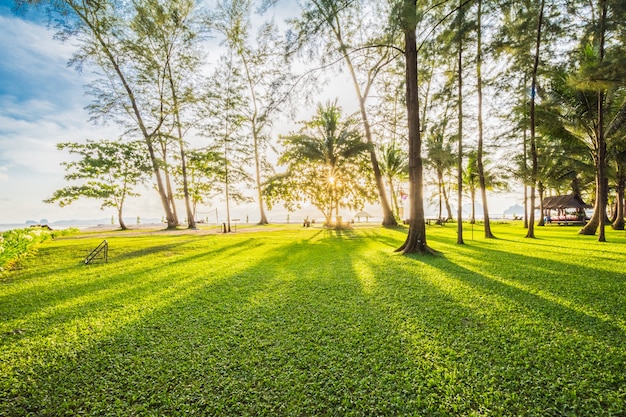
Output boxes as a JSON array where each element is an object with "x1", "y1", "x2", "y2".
[{"x1": 0, "y1": 227, "x2": 77, "y2": 274}]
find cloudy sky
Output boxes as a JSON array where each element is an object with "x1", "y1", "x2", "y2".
[
  {"x1": 0, "y1": 0, "x2": 125, "y2": 224},
  {"x1": 0, "y1": 0, "x2": 307, "y2": 225}
]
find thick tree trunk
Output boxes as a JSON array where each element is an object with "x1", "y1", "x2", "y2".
[{"x1": 397, "y1": 0, "x2": 432, "y2": 255}]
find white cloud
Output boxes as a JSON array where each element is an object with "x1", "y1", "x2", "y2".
[{"x1": 0, "y1": 10, "x2": 125, "y2": 223}]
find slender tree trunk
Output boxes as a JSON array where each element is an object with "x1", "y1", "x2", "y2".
[
  {"x1": 579, "y1": 0, "x2": 608, "y2": 241},
  {"x1": 470, "y1": 188, "x2": 476, "y2": 224},
  {"x1": 397, "y1": 0, "x2": 432, "y2": 254},
  {"x1": 164, "y1": 167, "x2": 179, "y2": 225},
  {"x1": 456, "y1": 0, "x2": 465, "y2": 244},
  {"x1": 344, "y1": 55, "x2": 397, "y2": 226},
  {"x1": 327, "y1": 12, "x2": 396, "y2": 226},
  {"x1": 443, "y1": 183, "x2": 453, "y2": 220},
  {"x1": 118, "y1": 207, "x2": 127, "y2": 230},
  {"x1": 160, "y1": 143, "x2": 179, "y2": 226},
  {"x1": 317, "y1": 6, "x2": 397, "y2": 226},
  {"x1": 476, "y1": 0, "x2": 494, "y2": 238},
  {"x1": 438, "y1": 173, "x2": 444, "y2": 219},
  {"x1": 70, "y1": 5, "x2": 177, "y2": 229},
  {"x1": 241, "y1": 56, "x2": 269, "y2": 225},
  {"x1": 596, "y1": 1, "x2": 608, "y2": 242},
  {"x1": 254, "y1": 139, "x2": 269, "y2": 225},
  {"x1": 537, "y1": 183, "x2": 545, "y2": 226},
  {"x1": 167, "y1": 65, "x2": 196, "y2": 229},
  {"x1": 526, "y1": 0, "x2": 544, "y2": 239},
  {"x1": 523, "y1": 127, "x2": 528, "y2": 228},
  {"x1": 388, "y1": 177, "x2": 400, "y2": 218},
  {"x1": 613, "y1": 174, "x2": 625, "y2": 230},
  {"x1": 224, "y1": 142, "x2": 232, "y2": 233},
  {"x1": 597, "y1": 98, "x2": 607, "y2": 242}
]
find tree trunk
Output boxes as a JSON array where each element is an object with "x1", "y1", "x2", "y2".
[
  {"x1": 525, "y1": 0, "x2": 544, "y2": 239},
  {"x1": 396, "y1": 0, "x2": 432, "y2": 255},
  {"x1": 241, "y1": 55, "x2": 269, "y2": 226},
  {"x1": 388, "y1": 177, "x2": 400, "y2": 219},
  {"x1": 537, "y1": 183, "x2": 545, "y2": 226},
  {"x1": 470, "y1": 189, "x2": 475, "y2": 224},
  {"x1": 253, "y1": 123, "x2": 269, "y2": 225},
  {"x1": 476, "y1": 0, "x2": 494, "y2": 238},
  {"x1": 596, "y1": 1, "x2": 608, "y2": 242},
  {"x1": 165, "y1": 58, "x2": 196, "y2": 229},
  {"x1": 70, "y1": 4, "x2": 177, "y2": 229},
  {"x1": 579, "y1": 0, "x2": 608, "y2": 241},
  {"x1": 161, "y1": 147, "x2": 179, "y2": 227},
  {"x1": 344, "y1": 55, "x2": 397, "y2": 226},
  {"x1": 118, "y1": 207, "x2": 127, "y2": 230},
  {"x1": 581, "y1": 175, "x2": 601, "y2": 234},
  {"x1": 437, "y1": 172, "x2": 444, "y2": 219},
  {"x1": 613, "y1": 175, "x2": 625, "y2": 230},
  {"x1": 523, "y1": 126, "x2": 529, "y2": 229},
  {"x1": 456, "y1": 0, "x2": 465, "y2": 244},
  {"x1": 443, "y1": 182, "x2": 453, "y2": 220}
]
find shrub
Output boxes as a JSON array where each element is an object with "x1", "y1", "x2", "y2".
[{"x1": 0, "y1": 227, "x2": 77, "y2": 274}]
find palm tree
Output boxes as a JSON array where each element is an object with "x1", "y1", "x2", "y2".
[
  {"x1": 270, "y1": 100, "x2": 374, "y2": 225},
  {"x1": 540, "y1": 61, "x2": 626, "y2": 239},
  {"x1": 378, "y1": 144, "x2": 408, "y2": 220},
  {"x1": 462, "y1": 150, "x2": 508, "y2": 224},
  {"x1": 425, "y1": 117, "x2": 456, "y2": 221}
]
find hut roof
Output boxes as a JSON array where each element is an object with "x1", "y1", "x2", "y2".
[{"x1": 542, "y1": 194, "x2": 592, "y2": 210}]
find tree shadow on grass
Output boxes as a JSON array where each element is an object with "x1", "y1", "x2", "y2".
[
  {"x1": 3, "y1": 230, "x2": 625, "y2": 416},
  {"x1": 362, "y1": 250, "x2": 626, "y2": 415},
  {"x1": 0, "y1": 237, "x2": 259, "y2": 315}
]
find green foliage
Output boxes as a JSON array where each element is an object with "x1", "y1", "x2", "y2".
[
  {"x1": 45, "y1": 140, "x2": 151, "y2": 213},
  {"x1": 1, "y1": 224, "x2": 625, "y2": 415},
  {"x1": 266, "y1": 101, "x2": 376, "y2": 222},
  {"x1": 0, "y1": 228, "x2": 77, "y2": 274}
]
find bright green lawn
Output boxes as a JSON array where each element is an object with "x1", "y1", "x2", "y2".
[{"x1": 1, "y1": 223, "x2": 625, "y2": 416}]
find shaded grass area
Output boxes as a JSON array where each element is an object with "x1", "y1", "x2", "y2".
[{"x1": 1, "y1": 224, "x2": 625, "y2": 416}]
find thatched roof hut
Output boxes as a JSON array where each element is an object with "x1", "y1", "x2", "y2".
[{"x1": 542, "y1": 194, "x2": 592, "y2": 210}]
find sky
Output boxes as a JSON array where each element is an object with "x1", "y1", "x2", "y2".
[
  {"x1": 0, "y1": 0, "x2": 301, "y2": 225},
  {"x1": 0, "y1": 0, "x2": 523, "y2": 227},
  {"x1": 0, "y1": 1, "x2": 125, "y2": 224}
]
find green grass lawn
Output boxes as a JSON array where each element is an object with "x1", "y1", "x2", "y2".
[{"x1": 1, "y1": 223, "x2": 625, "y2": 416}]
